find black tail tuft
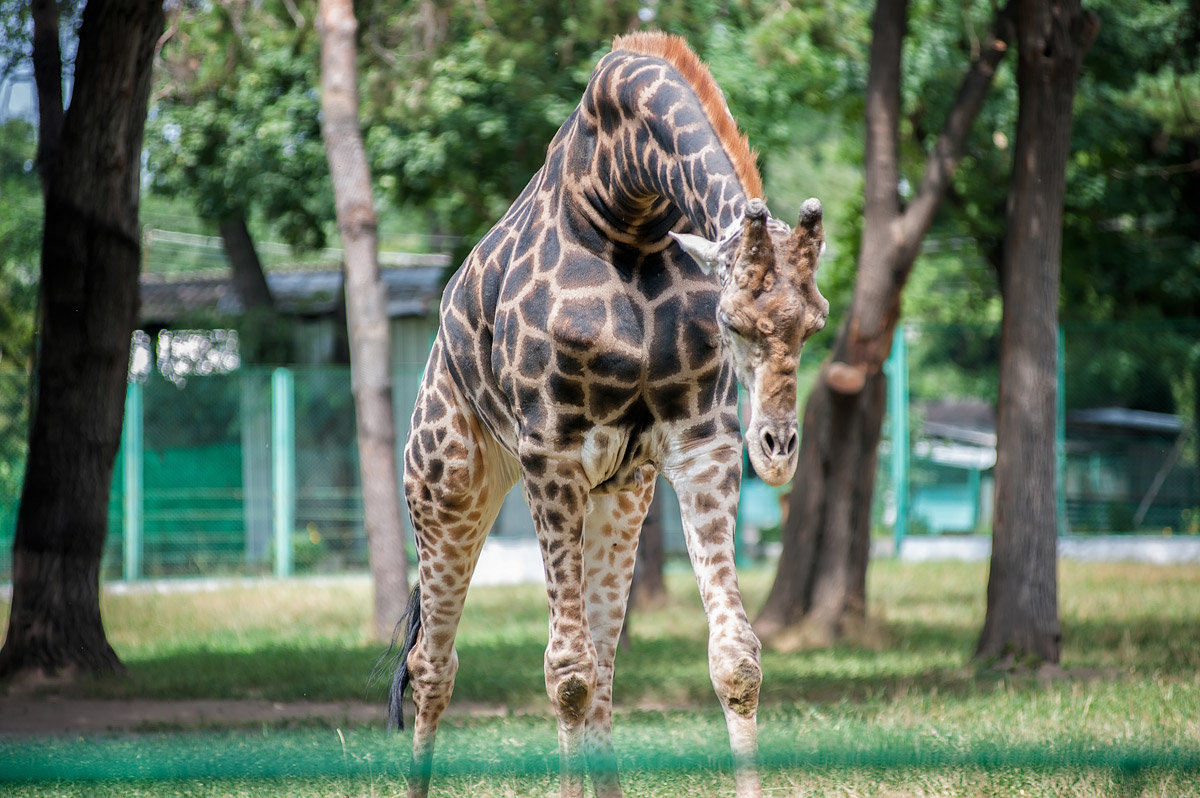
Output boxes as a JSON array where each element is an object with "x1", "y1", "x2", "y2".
[{"x1": 383, "y1": 583, "x2": 422, "y2": 732}]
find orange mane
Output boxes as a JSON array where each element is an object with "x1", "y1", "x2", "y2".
[{"x1": 611, "y1": 31, "x2": 764, "y2": 200}]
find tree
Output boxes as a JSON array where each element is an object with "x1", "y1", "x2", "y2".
[
  {"x1": 147, "y1": 0, "x2": 329, "y2": 362},
  {"x1": 976, "y1": 0, "x2": 1098, "y2": 668},
  {"x1": 755, "y1": 0, "x2": 1014, "y2": 648},
  {"x1": 0, "y1": 119, "x2": 40, "y2": 372},
  {"x1": 317, "y1": 0, "x2": 408, "y2": 640},
  {"x1": 0, "y1": 0, "x2": 164, "y2": 680},
  {"x1": 630, "y1": 489, "x2": 667, "y2": 609},
  {"x1": 148, "y1": 2, "x2": 332, "y2": 252}
]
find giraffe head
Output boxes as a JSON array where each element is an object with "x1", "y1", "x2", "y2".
[{"x1": 671, "y1": 197, "x2": 828, "y2": 486}]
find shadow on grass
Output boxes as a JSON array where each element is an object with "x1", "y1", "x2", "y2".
[
  {"x1": 72, "y1": 644, "x2": 395, "y2": 703},
  {"x1": 61, "y1": 609, "x2": 1196, "y2": 715}
]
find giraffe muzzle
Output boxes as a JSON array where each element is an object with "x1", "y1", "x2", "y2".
[{"x1": 750, "y1": 422, "x2": 799, "y2": 486}]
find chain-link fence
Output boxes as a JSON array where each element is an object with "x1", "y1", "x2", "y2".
[
  {"x1": 884, "y1": 320, "x2": 1200, "y2": 542},
  {"x1": 1, "y1": 319, "x2": 1198, "y2": 583},
  {"x1": 105, "y1": 366, "x2": 376, "y2": 579}
]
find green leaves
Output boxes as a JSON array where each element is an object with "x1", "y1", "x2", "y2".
[
  {"x1": 146, "y1": 1, "x2": 332, "y2": 250},
  {"x1": 0, "y1": 120, "x2": 38, "y2": 373}
]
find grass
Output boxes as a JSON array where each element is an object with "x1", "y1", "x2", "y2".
[{"x1": 2, "y1": 559, "x2": 1200, "y2": 795}]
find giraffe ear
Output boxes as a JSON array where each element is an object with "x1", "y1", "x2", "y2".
[{"x1": 669, "y1": 231, "x2": 720, "y2": 275}]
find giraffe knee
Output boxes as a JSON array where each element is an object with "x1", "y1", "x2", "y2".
[
  {"x1": 546, "y1": 658, "x2": 598, "y2": 724},
  {"x1": 409, "y1": 647, "x2": 459, "y2": 707},
  {"x1": 556, "y1": 674, "x2": 594, "y2": 723},
  {"x1": 714, "y1": 653, "x2": 761, "y2": 717}
]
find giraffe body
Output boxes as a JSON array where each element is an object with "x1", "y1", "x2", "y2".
[{"x1": 393, "y1": 32, "x2": 828, "y2": 798}]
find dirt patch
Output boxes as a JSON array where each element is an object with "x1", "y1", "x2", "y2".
[
  {"x1": 0, "y1": 695, "x2": 388, "y2": 737},
  {"x1": 0, "y1": 694, "x2": 527, "y2": 738}
]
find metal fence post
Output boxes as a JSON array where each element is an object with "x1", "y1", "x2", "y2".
[
  {"x1": 122, "y1": 380, "x2": 143, "y2": 581},
  {"x1": 272, "y1": 367, "x2": 295, "y2": 578},
  {"x1": 886, "y1": 324, "x2": 910, "y2": 555}
]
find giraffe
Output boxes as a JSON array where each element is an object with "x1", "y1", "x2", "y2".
[{"x1": 390, "y1": 31, "x2": 829, "y2": 798}]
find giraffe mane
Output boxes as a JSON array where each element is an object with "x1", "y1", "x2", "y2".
[{"x1": 611, "y1": 31, "x2": 764, "y2": 201}]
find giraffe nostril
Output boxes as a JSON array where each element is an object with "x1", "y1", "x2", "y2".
[{"x1": 761, "y1": 428, "x2": 798, "y2": 459}]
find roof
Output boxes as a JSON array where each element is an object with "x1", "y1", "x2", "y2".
[
  {"x1": 1066, "y1": 407, "x2": 1183, "y2": 436},
  {"x1": 920, "y1": 399, "x2": 997, "y2": 448},
  {"x1": 140, "y1": 261, "x2": 449, "y2": 325},
  {"x1": 913, "y1": 400, "x2": 1185, "y2": 471}
]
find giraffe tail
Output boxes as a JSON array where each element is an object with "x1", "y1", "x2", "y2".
[{"x1": 382, "y1": 583, "x2": 422, "y2": 732}]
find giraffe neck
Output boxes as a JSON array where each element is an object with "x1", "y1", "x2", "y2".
[{"x1": 557, "y1": 46, "x2": 759, "y2": 246}]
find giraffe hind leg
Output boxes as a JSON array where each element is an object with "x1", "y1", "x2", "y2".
[
  {"x1": 384, "y1": 583, "x2": 423, "y2": 731},
  {"x1": 401, "y1": 400, "x2": 516, "y2": 795},
  {"x1": 581, "y1": 475, "x2": 656, "y2": 798}
]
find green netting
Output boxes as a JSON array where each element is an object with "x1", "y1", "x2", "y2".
[{"x1": 1, "y1": 730, "x2": 1197, "y2": 786}]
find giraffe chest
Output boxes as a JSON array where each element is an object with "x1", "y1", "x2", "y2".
[{"x1": 491, "y1": 253, "x2": 728, "y2": 442}]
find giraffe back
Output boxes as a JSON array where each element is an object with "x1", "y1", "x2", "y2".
[{"x1": 434, "y1": 33, "x2": 767, "y2": 490}]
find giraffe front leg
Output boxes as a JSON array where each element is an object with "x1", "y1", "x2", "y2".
[
  {"x1": 667, "y1": 450, "x2": 763, "y2": 798},
  {"x1": 524, "y1": 457, "x2": 597, "y2": 798},
  {"x1": 581, "y1": 474, "x2": 656, "y2": 798}
]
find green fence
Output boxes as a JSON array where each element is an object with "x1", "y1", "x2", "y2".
[
  {"x1": 0, "y1": 365, "x2": 394, "y2": 582},
  {"x1": 0, "y1": 319, "x2": 1198, "y2": 583},
  {"x1": 883, "y1": 320, "x2": 1200, "y2": 545},
  {"x1": 107, "y1": 366, "x2": 373, "y2": 580}
]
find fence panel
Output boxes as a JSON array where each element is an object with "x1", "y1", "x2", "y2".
[
  {"x1": 886, "y1": 323, "x2": 1001, "y2": 539},
  {"x1": 1061, "y1": 321, "x2": 1200, "y2": 535},
  {"x1": 881, "y1": 320, "x2": 1200, "y2": 542},
  {"x1": 2, "y1": 320, "x2": 1199, "y2": 585}
]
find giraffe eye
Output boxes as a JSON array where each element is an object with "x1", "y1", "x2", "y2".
[{"x1": 720, "y1": 312, "x2": 749, "y2": 339}]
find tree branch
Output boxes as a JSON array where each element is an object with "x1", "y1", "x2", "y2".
[
  {"x1": 898, "y1": 2, "x2": 1014, "y2": 257},
  {"x1": 30, "y1": 0, "x2": 63, "y2": 185},
  {"x1": 861, "y1": 0, "x2": 908, "y2": 226},
  {"x1": 829, "y1": 1, "x2": 1014, "y2": 393}
]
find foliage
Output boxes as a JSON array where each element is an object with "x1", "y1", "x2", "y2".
[
  {"x1": 833, "y1": 0, "x2": 1200, "y2": 413},
  {"x1": 0, "y1": 0, "x2": 84, "y2": 84},
  {"x1": 146, "y1": 0, "x2": 333, "y2": 250},
  {"x1": 0, "y1": 120, "x2": 38, "y2": 372},
  {"x1": 359, "y1": 0, "x2": 637, "y2": 260},
  {"x1": 0, "y1": 120, "x2": 39, "y2": 498},
  {"x1": 932, "y1": 0, "x2": 1200, "y2": 324},
  {"x1": 0, "y1": 1, "x2": 31, "y2": 84},
  {"x1": 1061, "y1": 0, "x2": 1200, "y2": 323},
  {"x1": 359, "y1": 0, "x2": 871, "y2": 262}
]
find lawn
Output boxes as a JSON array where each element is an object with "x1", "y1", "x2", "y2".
[{"x1": 2, "y1": 558, "x2": 1199, "y2": 796}]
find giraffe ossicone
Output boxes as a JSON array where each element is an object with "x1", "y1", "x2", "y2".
[{"x1": 390, "y1": 30, "x2": 829, "y2": 798}]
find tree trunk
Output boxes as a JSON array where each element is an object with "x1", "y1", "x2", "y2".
[
  {"x1": 756, "y1": 347, "x2": 886, "y2": 648},
  {"x1": 0, "y1": 0, "x2": 164, "y2": 681},
  {"x1": 620, "y1": 486, "x2": 667, "y2": 649},
  {"x1": 220, "y1": 213, "x2": 275, "y2": 311},
  {"x1": 317, "y1": 0, "x2": 409, "y2": 641},
  {"x1": 631, "y1": 487, "x2": 667, "y2": 609},
  {"x1": 975, "y1": 0, "x2": 1098, "y2": 668},
  {"x1": 218, "y1": 213, "x2": 293, "y2": 364},
  {"x1": 756, "y1": 0, "x2": 1013, "y2": 648}
]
